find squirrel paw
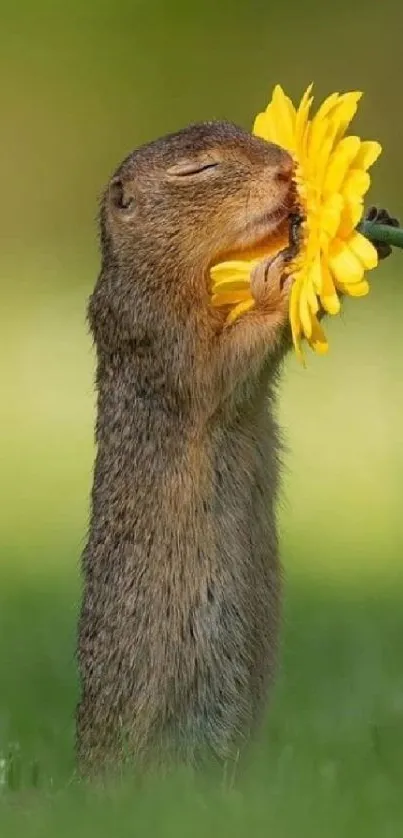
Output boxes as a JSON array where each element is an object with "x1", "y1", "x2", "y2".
[
  {"x1": 250, "y1": 249, "x2": 292, "y2": 314},
  {"x1": 364, "y1": 206, "x2": 400, "y2": 260}
]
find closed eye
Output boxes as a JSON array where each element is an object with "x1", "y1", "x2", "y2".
[{"x1": 167, "y1": 160, "x2": 220, "y2": 178}]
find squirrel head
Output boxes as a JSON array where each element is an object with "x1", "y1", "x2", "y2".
[
  {"x1": 91, "y1": 122, "x2": 294, "y2": 349},
  {"x1": 101, "y1": 121, "x2": 293, "y2": 271}
]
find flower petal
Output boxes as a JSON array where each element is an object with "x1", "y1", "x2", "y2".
[
  {"x1": 347, "y1": 231, "x2": 378, "y2": 270},
  {"x1": 210, "y1": 260, "x2": 253, "y2": 286},
  {"x1": 320, "y1": 256, "x2": 341, "y2": 314},
  {"x1": 353, "y1": 140, "x2": 382, "y2": 171},
  {"x1": 336, "y1": 279, "x2": 370, "y2": 297},
  {"x1": 253, "y1": 112, "x2": 270, "y2": 140},
  {"x1": 342, "y1": 169, "x2": 371, "y2": 201},
  {"x1": 295, "y1": 83, "x2": 314, "y2": 151},
  {"x1": 320, "y1": 193, "x2": 344, "y2": 239},
  {"x1": 230, "y1": 236, "x2": 286, "y2": 263},
  {"x1": 337, "y1": 199, "x2": 363, "y2": 238},
  {"x1": 212, "y1": 277, "x2": 252, "y2": 293},
  {"x1": 312, "y1": 91, "x2": 340, "y2": 122},
  {"x1": 323, "y1": 135, "x2": 361, "y2": 195},
  {"x1": 308, "y1": 280, "x2": 320, "y2": 313},
  {"x1": 212, "y1": 290, "x2": 252, "y2": 307},
  {"x1": 226, "y1": 299, "x2": 255, "y2": 324},
  {"x1": 328, "y1": 238, "x2": 365, "y2": 284},
  {"x1": 306, "y1": 113, "x2": 331, "y2": 165},
  {"x1": 315, "y1": 134, "x2": 337, "y2": 186},
  {"x1": 328, "y1": 92, "x2": 362, "y2": 144},
  {"x1": 308, "y1": 315, "x2": 329, "y2": 354},
  {"x1": 308, "y1": 253, "x2": 322, "y2": 298},
  {"x1": 299, "y1": 280, "x2": 317, "y2": 338},
  {"x1": 253, "y1": 103, "x2": 282, "y2": 144},
  {"x1": 270, "y1": 85, "x2": 297, "y2": 150},
  {"x1": 290, "y1": 282, "x2": 304, "y2": 361}
]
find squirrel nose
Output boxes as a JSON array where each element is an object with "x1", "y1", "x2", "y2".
[{"x1": 275, "y1": 153, "x2": 294, "y2": 183}]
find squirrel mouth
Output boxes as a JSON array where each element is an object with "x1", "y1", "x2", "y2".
[
  {"x1": 250, "y1": 181, "x2": 297, "y2": 244},
  {"x1": 237, "y1": 204, "x2": 291, "y2": 254},
  {"x1": 211, "y1": 183, "x2": 297, "y2": 266},
  {"x1": 237, "y1": 182, "x2": 297, "y2": 252},
  {"x1": 251, "y1": 205, "x2": 289, "y2": 238}
]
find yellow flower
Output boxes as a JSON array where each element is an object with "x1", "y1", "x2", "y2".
[{"x1": 210, "y1": 85, "x2": 382, "y2": 360}]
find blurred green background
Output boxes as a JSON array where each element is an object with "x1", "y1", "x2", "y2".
[{"x1": 1, "y1": 0, "x2": 403, "y2": 834}]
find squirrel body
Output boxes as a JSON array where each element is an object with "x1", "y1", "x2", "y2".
[{"x1": 76, "y1": 121, "x2": 297, "y2": 772}]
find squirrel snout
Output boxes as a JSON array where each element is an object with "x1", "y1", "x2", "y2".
[{"x1": 274, "y1": 152, "x2": 295, "y2": 184}]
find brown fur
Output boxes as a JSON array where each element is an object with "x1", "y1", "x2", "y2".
[{"x1": 76, "y1": 121, "x2": 297, "y2": 774}]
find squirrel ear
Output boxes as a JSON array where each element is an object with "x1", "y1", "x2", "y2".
[{"x1": 109, "y1": 178, "x2": 135, "y2": 212}]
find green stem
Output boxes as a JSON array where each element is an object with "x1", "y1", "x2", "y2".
[{"x1": 358, "y1": 221, "x2": 403, "y2": 249}]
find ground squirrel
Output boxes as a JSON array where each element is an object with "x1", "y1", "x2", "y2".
[{"x1": 76, "y1": 120, "x2": 394, "y2": 774}]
